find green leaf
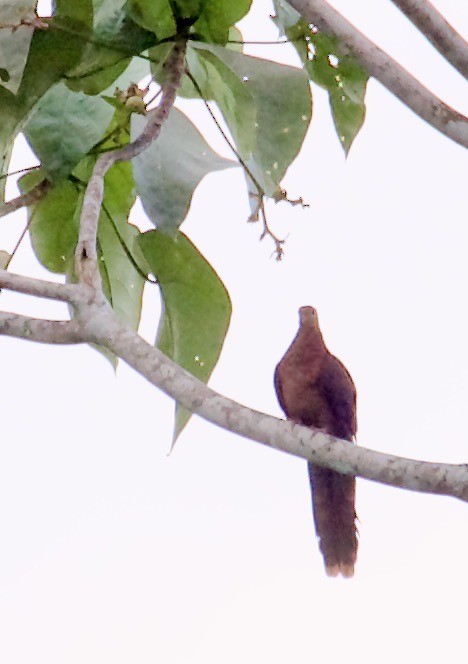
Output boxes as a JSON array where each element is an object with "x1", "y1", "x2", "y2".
[
  {"x1": 19, "y1": 173, "x2": 79, "y2": 273},
  {"x1": 66, "y1": 58, "x2": 132, "y2": 96},
  {"x1": 131, "y1": 109, "x2": 236, "y2": 234},
  {"x1": 15, "y1": 19, "x2": 87, "y2": 110},
  {"x1": 197, "y1": 50, "x2": 256, "y2": 156},
  {"x1": 54, "y1": 0, "x2": 93, "y2": 27},
  {"x1": 127, "y1": 0, "x2": 176, "y2": 40},
  {"x1": 0, "y1": 250, "x2": 11, "y2": 269},
  {"x1": 0, "y1": 1, "x2": 37, "y2": 94},
  {"x1": 193, "y1": 0, "x2": 252, "y2": 44},
  {"x1": 173, "y1": 0, "x2": 202, "y2": 20},
  {"x1": 23, "y1": 82, "x2": 114, "y2": 181},
  {"x1": 272, "y1": 0, "x2": 368, "y2": 154},
  {"x1": 149, "y1": 42, "x2": 213, "y2": 99},
  {"x1": 138, "y1": 229, "x2": 231, "y2": 441},
  {"x1": 192, "y1": 43, "x2": 311, "y2": 195},
  {"x1": 64, "y1": 0, "x2": 154, "y2": 95},
  {"x1": 102, "y1": 56, "x2": 150, "y2": 94},
  {"x1": 0, "y1": 19, "x2": 86, "y2": 198},
  {"x1": 97, "y1": 161, "x2": 144, "y2": 332},
  {"x1": 0, "y1": 93, "x2": 16, "y2": 200},
  {"x1": 226, "y1": 25, "x2": 244, "y2": 53}
]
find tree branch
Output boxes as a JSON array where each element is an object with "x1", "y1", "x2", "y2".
[
  {"x1": 0, "y1": 179, "x2": 51, "y2": 219},
  {"x1": 0, "y1": 271, "x2": 466, "y2": 501},
  {"x1": 0, "y1": 269, "x2": 84, "y2": 305},
  {"x1": 75, "y1": 39, "x2": 187, "y2": 291},
  {"x1": 288, "y1": 0, "x2": 468, "y2": 148},
  {"x1": 0, "y1": 311, "x2": 82, "y2": 344},
  {"x1": 390, "y1": 0, "x2": 468, "y2": 78},
  {"x1": 76, "y1": 306, "x2": 467, "y2": 503}
]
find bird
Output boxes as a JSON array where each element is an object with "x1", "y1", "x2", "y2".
[{"x1": 274, "y1": 306, "x2": 358, "y2": 577}]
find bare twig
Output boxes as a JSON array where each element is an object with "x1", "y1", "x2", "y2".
[
  {"x1": 0, "y1": 179, "x2": 50, "y2": 219},
  {"x1": 288, "y1": 0, "x2": 468, "y2": 148},
  {"x1": 258, "y1": 201, "x2": 285, "y2": 260},
  {"x1": 390, "y1": 0, "x2": 468, "y2": 78},
  {"x1": 75, "y1": 39, "x2": 187, "y2": 291}
]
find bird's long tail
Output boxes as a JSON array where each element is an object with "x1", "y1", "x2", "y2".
[{"x1": 308, "y1": 463, "x2": 358, "y2": 578}]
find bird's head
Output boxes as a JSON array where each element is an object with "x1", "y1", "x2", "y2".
[{"x1": 299, "y1": 306, "x2": 320, "y2": 330}]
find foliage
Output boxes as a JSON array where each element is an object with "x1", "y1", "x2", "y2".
[
  {"x1": 273, "y1": 0, "x2": 368, "y2": 155},
  {"x1": 0, "y1": 0, "x2": 368, "y2": 440}
]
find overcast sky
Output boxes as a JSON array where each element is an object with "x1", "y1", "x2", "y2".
[{"x1": 1, "y1": 1, "x2": 467, "y2": 663}]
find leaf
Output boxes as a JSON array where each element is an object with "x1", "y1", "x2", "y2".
[
  {"x1": 0, "y1": 18, "x2": 86, "y2": 198},
  {"x1": 64, "y1": 0, "x2": 154, "y2": 95},
  {"x1": 272, "y1": 0, "x2": 368, "y2": 154},
  {"x1": 193, "y1": 0, "x2": 252, "y2": 44},
  {"x1": 0, "y1": 1, "x2": 37, "y2": 94},
  {"x1": 149, "y1": 42, "x2": 211, "y2": 100},
  {"x1": 127, "y1": 0, "x2": 176, "y2": 40},
  {"x1": 149, "y1": 27, "x2": 244, "y2": 99},
  {"x1": 138, "y1": 229, "x2": 231, "y2": 441},
  {"x1": 174, "y1": 1, "x2": 202, "y2": 17},
  {"x1": 0, "y1": 250, "x2": 11, "y2": 269},
  {"x1": 197, "y1": 50, "x2": 256, "y2": 156},
  {"x1": 0, "y1": 94, "x2": 16, "y2": 200},
  {"x1": 19, "y1": 173, "x2": 80, "y2": 273},
  {"x1": 97, "y1": 161, "x2": 144, "y2": 332},
  {"x1": 54, "y1": 0, "x2": 93, "y2": 27},
  {"x1": 15, "y1": 19, "x2": 87, "y2": 110},
  {"x1": 23, "y1": 82, "x2": 114, "y2": 181},
  {"x1": 192, "y1": 43, "x2": 312, "y2": 195},
  {"x1": 100, "y1": 56, "x2": 150, "y2": 95},
  {"x1": 131, "y1": 109, "x2": 236, "y2": 234}
]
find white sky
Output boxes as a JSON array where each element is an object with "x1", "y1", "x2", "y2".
[{"x1": 1, "y1": 1, "x2": 468, "y2": 662}]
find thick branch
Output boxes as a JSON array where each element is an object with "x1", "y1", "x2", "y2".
[
  {"x1": 0, "y1": 312, "x2": 82, "y2": 344},
  {"x1": 75, "y1": 306, "x2": 468, "y2": 503},
  {"x1": 0, "y1": 286, "x2": 465, "y2": 500},
  {"x1": 391, "y1": 0, "x2": 468, "y2": 78},
  {"x1": 0, "y1": 269, "x2": 85, "y2": 305},
  {"x1": 75, "y1": 39, "x2": 187, "y2": 290},
  {"x1": 0, "y1": 179, "x2": 50, "y2": 219},
  {"x1": 288, "y1": 0, "x2": 468, "y2": 148}
]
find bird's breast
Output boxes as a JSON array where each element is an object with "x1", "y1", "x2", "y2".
[{"x1": 279, "y1": 363, "x2": 330, "y2": 429}]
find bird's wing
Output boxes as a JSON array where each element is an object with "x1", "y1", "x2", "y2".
[{"x1": 316, "y1": 354, "x2": 357, "y2": 441}]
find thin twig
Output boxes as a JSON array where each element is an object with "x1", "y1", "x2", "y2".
[
  {"x1": 0, "y1": 179, "x2": 50, "y2": 219},
  {"x1": 259, "y1": 201, "x2": 285, "y2": 261},
  {"x1": 390, "y1": 0, "x2": 468, "y2": 78},
  {"x1": 3, "y1": 219, "x2": 31, "y2": 271},
  {"x1": 227, "y1": 39, "x2": 292, "y2": 45},
  {"x1": 186, "y1": 66, "x2": 289, "y2": 256},
  {"x1": 184, "y1": 67, "x2": 265, "y2": 195},
  {"x1": 288, "y1": 0, "x2": 468, "y2": 148},
  {"x1": 0, "y1": 166, "x2": 39, "y2": 182}
]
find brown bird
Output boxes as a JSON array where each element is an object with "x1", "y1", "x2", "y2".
[{"x1": 274, "y1": 306, "x2": 358, "y2": 578}]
